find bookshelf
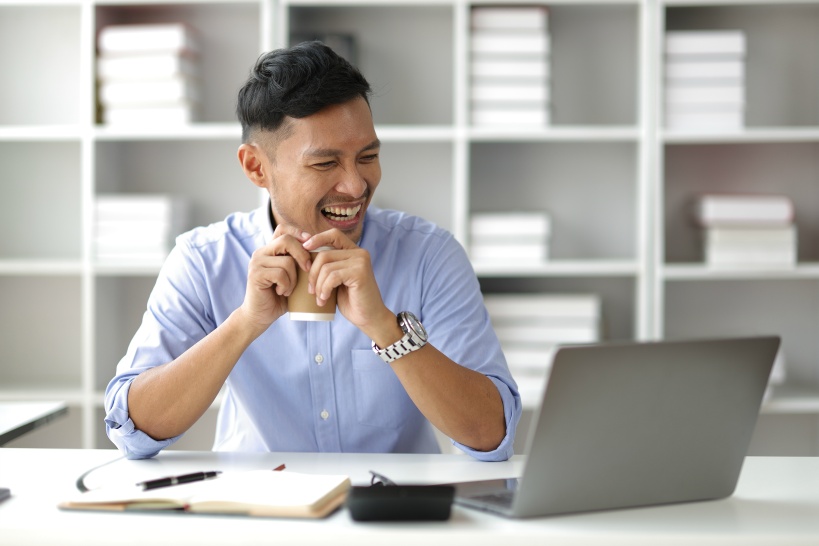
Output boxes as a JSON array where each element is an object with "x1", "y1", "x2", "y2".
[{"x1": 2, "y1": 0, "x2": 819, "y2": 455}]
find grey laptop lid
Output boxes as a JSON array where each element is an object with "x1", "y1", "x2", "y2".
[{"x1": 455, "y1": 335, "x2": 780, "y2": 518}]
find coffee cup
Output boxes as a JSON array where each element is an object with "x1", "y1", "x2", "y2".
[{"x1": 288, "y1": 246, "x2": 337, "y2": 321}]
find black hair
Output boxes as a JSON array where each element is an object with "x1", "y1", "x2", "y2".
[{"x1": 236, "y1": 41, "x2": 372, "y2": 142}]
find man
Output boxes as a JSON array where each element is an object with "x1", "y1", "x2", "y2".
[{"x1": 105, "y1": 41, "x2": 521, "y2": 461}]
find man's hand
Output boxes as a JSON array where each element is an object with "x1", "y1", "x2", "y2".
[
  {"x1": 303, "y1": 229, "x2": 396, "y2": 339},
  {"x1": 240, "y1": 225, "x2": 312, "y2": 335}
]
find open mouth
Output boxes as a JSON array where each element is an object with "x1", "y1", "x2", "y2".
[{"x1": 321, "y1": 204, "x2": 362, "y2": 222}]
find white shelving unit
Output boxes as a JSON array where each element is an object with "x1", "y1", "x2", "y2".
[
  {"x1": 2, "y1": 0, "x2": 818, "y2": 455},
  {"x1": 654, "y1": 0, "x2": 819, "y2": 453}
]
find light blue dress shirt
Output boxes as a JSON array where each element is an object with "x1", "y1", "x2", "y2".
[{"x1": 105, "y1": 205, "x2": 521, "y2": 461}]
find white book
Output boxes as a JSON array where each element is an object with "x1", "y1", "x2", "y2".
[
  {"x1": 95, "y1": 194, "x2": 188, "y2": 221},
  {"x1": 97, "y1": 53, "x2": 198, "y2": 81},
  {"x1": 665, "y1": 84, "x2": 744, "y2": 105},
  {"x1": 471, "y1": 242, "x2": 548, "y2": 262},
  {"x1": 705, "y1": 225, "x2": 796, "y2": 246},
  {"x1": 98, "y1": 23, "x2": 198, "y2": 56},
  {"x1": 502, "y1": 346, "x2": 557, "y2": 371},
  {"x1": 484, "y1": 294, "x2": 601, "y2": 319},
  {"x1": 705, "y1": 248, "x2": 796, "y2": 268},
  {"x1": 100, "y1": 77, "x2": 200, "y2": 107},
  {"x1": 471, "y1": 106, "x2": 550, "y2": 126},
  {"x1": 665, "y1": 31, "x2": 746, "y2": 57},
  {"x1": 95, "y1": 221, "x2": 175, "y2": 244},
  {"x1": 665, "y1": 60, "x2": 744, "y2": 81},
  {"x1": 471, "y1": 82, "x2": 549, "y2": 102},
  {"x1": 471, "y1": 6, "x2": 548, "y2": 30},
  {"x1": 471, "y1": 212, "x2": 550, "y2": 238},
  {"x1": 665, "y1": 109, "x2": 744, "y2": 131},
  {"x1": 95, "y1": 250, "x2": 171, "y2": 263},
  {"x1": 471, "y1": 59, "x2": 550, "y2": 79},
  {"x1": 103, "y1": 103, "x2": 199, "y2": 126},
  {"x1": 494, "y1": 325, "x2": 599, "y2": 344},
  {"x1": 471, "y1": 30, "x2": 550, "y2": 55},
  {"x1": 695, "y1": 194, "x2": 794, "y2": 226}
]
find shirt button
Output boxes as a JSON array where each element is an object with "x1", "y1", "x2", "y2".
[
  {"x1": 314, "y1": 353, "x2": 324, "y2": 364},
  {"x1": 320, "y1": 410, "x2": 330, "y2": 420}
]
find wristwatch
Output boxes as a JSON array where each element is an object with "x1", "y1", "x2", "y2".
[{"x1": 371, "y1": 311, "x2": 428, "y2": 364}]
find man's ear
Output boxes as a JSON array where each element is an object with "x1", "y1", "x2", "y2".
[{"x1": 237, "y1": 143, "x2": 266, "y2": 189}]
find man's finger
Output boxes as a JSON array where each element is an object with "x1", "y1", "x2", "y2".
[{"x1": 303, "y1": 228, "x2": 357, "y2": 251}]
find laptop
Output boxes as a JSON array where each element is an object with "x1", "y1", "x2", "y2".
[{"x1": 454, "y1": 335, "x2": 780, "y2": 518}]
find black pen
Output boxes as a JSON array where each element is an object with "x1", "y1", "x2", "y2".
[{"x1": 137, "y1": 471, "x2": 222, "y2": 491}]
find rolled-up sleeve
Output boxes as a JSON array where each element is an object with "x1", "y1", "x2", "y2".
[
  {"x1": 104, "y1": 379, "x2": 180, "y2": 459},
  {"x1": 418, "y1": 230, "x2": 523, "y2": 461},
  {"x1": 103, "y1": 240, "x2": 212, "y2": 459}
]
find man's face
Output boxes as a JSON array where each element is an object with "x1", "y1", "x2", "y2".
[{"x1": 258, "y1": 96, "x2": 381, "y2": 243}]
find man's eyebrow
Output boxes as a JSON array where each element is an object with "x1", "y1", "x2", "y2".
[{"x1": 304, "y1": 139, "x2": 381, "y2": 158}]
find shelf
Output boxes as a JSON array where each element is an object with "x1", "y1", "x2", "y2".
[
  {"x1": 474, "y1": 260, "x2": 640, "y2": 278},
  {"x1": 662, "y1": 263, "x2": 819, "y2": 281},
  {"x1": 93, "y1": 123, "x2": 241, "y2": 141},
  {"x1": 0, "y1": 260, "x2": 83, "y2": 276},
  {"x1": 469, "y1": 125, "x2": 641, "y2": 142},
  {"x1": 0, "y1": 126, "x2": 83, "y2": 141},
  {"x1": 93, "y1": 261, "x2": 165, "y2": 276},
  {"x1": 762, "y1": 384, "x2": 819, "y2": 414},
  {"x1": 519, "y1": 380, "x2": 819, "y2": 414},
  {"x1": 374, "y1": 125, "x2": 455, "y2": 142},
  {"x1": 663, "y1": 127, "x2": 819, "y2": 144},
  {"x1": 0, "y1": 389, "x2": 85, "y2": 405}
]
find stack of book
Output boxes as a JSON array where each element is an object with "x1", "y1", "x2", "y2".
[
  {"x1": 94, "y1": 194, "x2": 189, "y2": 263},
  {"x1": 470, "y1": 5, "x2": 550, "y2": 127},
  {"x1": 664, "y1": 30, "x2": 746, "y2": 131},
  {"x1": 97, "y1": 23, "x2": 200, "y2": 126},
  {"x1": 470, "y1": 212, "x2": 550, "y2": 265},
  {"x1": 694, "y1": 193, "x2": 797, "y2": 268},
  {"x1": 484, "y1": 293, "x2": 601, "y2": 383}
]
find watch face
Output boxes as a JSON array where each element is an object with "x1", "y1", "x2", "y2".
[{"x1": 403, "y1": 312, "x2": 428, "y2": 341}]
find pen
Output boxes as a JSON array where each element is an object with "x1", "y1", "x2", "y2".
[{"x1": 137, "y1": 471, "x2": 222, "y2": 491}]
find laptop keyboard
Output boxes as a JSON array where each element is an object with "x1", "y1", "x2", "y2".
[{"x1": 470, "y1": 491, "x2": 515, "y2": 508}]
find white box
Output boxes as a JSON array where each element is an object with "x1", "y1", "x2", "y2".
[
  {"x1": 471, "y1": 82, "x2": 550, "y2": 102},
  {"x1": 98, "y1": 23, "x2": 198, "y2": 56},
  {"x1": 665, "y1": 60, "x2": 744, "y2": 81},
  {"x1": 471, "y1": 58, "x2": 550, "y2": 79},
  {"x1": 100, "y1": 77, "x2": 200, "y2": 107},
  {"x1": 695, "y1": 194, "x2": 794, "y2": 226},
  {"x1": 665, "y1": 84, "x2": 744, "y2": 106},
  {"x1": 665, "y1": 31, "x2": 746, "y2": 57},
  {"x1": 471, "y1": 30, "x2": 550, "y2": 55},
  {"x1": 484, "y1": 294, "x2": 601, "y2": 320},
  {"x1": 97, "y1": 53, "x2": 198, "y2": 81},
  {"x1": 471, "y1": 212, "x2": 550, "y2": 239},
  {"x1": 470, "y1": 242, "x2": 548, "y2": 263},
  {"x1": 471, "y1": 106, "x2": 550, "y2": 126},
  {"x1": 471, "y1": 6, "x2": 548, "y2": 30}
]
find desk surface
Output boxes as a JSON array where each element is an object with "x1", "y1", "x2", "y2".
[
  {"x1": 1, "y1": 449, "x2": 819, "y2": 546},
  {"x1": 0, "y1": 401, "x2": 67, "y2": 446}
]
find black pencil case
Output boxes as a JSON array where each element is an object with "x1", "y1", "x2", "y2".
[{"x1": 346, "y1": 485, "x2": 455, "y2": 521}]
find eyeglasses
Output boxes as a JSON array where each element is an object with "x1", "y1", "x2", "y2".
[{"x1": 369, "y1": 470, "x2": 396, "y2": 487}]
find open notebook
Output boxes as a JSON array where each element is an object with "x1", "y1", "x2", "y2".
[
  {"x1": 60, "y1": 469, "x2": 351, "y2": 518},
  {"x1": 455, "y1": 335, "x2": 779, "y2": 518}
]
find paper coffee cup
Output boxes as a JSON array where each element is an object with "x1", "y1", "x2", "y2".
[{"x1": 288, "y1": 246, "x2": 337, "y2": 321}]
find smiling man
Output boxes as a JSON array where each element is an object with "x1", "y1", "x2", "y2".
[{"x1": 104, "y1": 41, "x2": 521, "y2": 461}]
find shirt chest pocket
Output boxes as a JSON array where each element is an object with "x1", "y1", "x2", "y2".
[{"x1": 351, "y1": 349, "x2": 415, "y2": 429}]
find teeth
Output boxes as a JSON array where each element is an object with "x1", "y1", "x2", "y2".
[{"x1": 322, "y1": 204, "x2": 361, "y2": 220}]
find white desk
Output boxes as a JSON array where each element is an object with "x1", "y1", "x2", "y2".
[
  {"x1": 1, "y1": 449, "x2": 819, "y2": 545},
  {"x1": 0, "y1": 401, "x2": 67, "y2": 446}
]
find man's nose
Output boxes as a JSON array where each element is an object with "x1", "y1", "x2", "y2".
[{"x1": 334, "y1": 163, "x2": 368, "y2": 197}]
